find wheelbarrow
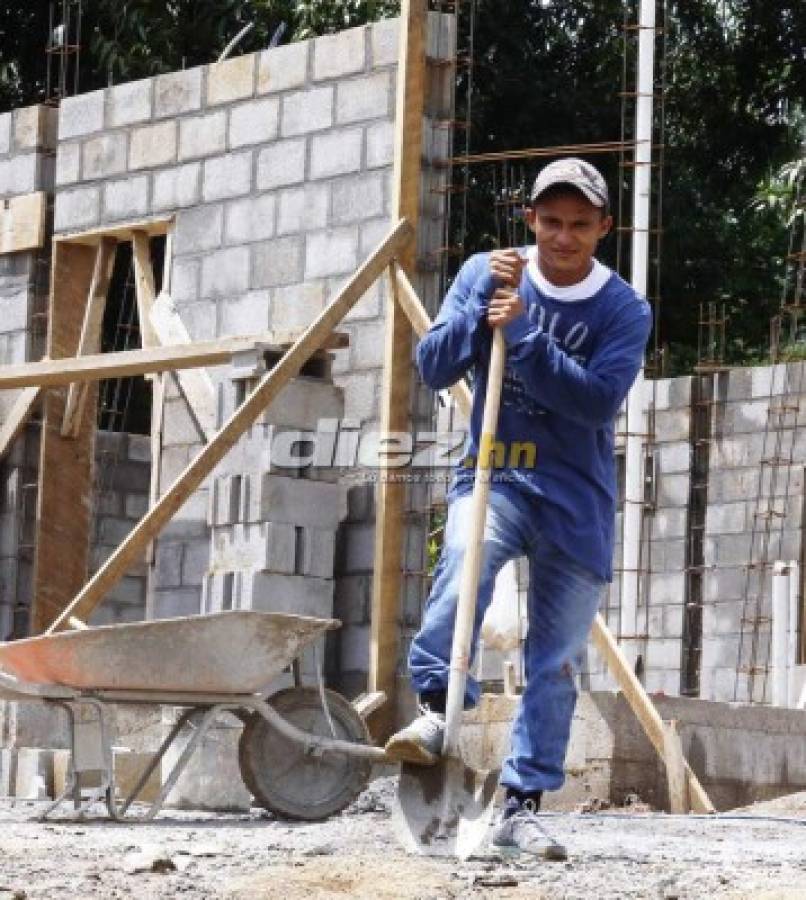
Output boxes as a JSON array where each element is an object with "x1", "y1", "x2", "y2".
[{"x1": 0, "y1": 611, "x2": 390, "y2": 821}]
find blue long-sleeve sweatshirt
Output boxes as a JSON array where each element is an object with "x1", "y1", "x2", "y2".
[{"x1": 417, "y1": 251, "x2": 652, "y2": 581}]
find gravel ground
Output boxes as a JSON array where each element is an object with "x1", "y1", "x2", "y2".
[{"x1": 0, "y1": 780, "x2": 804, "y2": 899}]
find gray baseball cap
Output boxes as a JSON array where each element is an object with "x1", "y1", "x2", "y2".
[{"x1": 530, "y1": 157, "x2": 609, "y2": 208}]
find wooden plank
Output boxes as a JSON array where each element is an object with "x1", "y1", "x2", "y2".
[
  {"x1": 149, "y1": 292, "x2": 216, "y2": 441},
  {"x1": 0, "y1": 331, "x2": 350, "y2": 389},
  {"x1": 31, "y1": 242, "x2": 99, "y2": 635},
  {"x1": 368, "y1": 0, "x2": 426, "y2": 738},
  {"x1": 0, "y1": 192, "x2": 47, "y2": 254},
  {"x1": 393, "y1": 281, "x2": 716, "y2": 816},
  {"x1": 352, "y1": 691, "x2": 387, "y2": 719},
  {"x1": 662, "y1": 718, "x2": 689, "y2": 814},
  {"x1": 55, "y1": 215, "x2": 174, "y2": 247},
  {"x1": 591, "y1": 612, "x2": 715, "y2": 813},
  {"x1": 131, "y1": 230, "x2": 159, "y2": 351},
  {"x1": 45, "y1": 219, "x2": 412, "y2": 633},
  {"x1": 61, "y1": 237, "x2": 117, "y2": 438},
  {"x1": 0, "y1": 386, "x2": 42, "y2": 462}
]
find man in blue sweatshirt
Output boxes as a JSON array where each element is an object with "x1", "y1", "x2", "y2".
[{"x1": 385, "y1": 158, "x2": 652, "y2": 857}]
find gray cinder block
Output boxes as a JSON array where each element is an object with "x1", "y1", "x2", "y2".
[
  {"x1": 257, "y1": 42, "x2": 309, "y2": 95},
  {"x1": 103, "y1": 174, "x2": 149, "y2": 221},
  {"x1": 174, "y1": 203, "x2": 224, "y2": 255},
  {"x1": 256, "y1": 138, "x2": 306, "y2": 190},
  {"x1": 336, "y1": 71, "x2": 391, "y2": 124},
  {"x1": 129, "y1": 120, "x2": 177, "y2": 170},
  {"x1": 54, "y1": 184, "x2": 101, "y2": 231},
  {"x1": 313, "y1": 27, "x2": 366, "y2": 81},
  {"x1": 229, "y1": 97, "x2": 280, "y2": 148},
  {"x1": 250, "y1": 236, "x2": 304, "y2": 288},
  {"x1": 202, "y1": 150, "x2": 253, "y2": 203},
  {"x1": 309, "y1": 128, "x2": 363, "y2": 180},
  {"x1": 331, "y1": 172, "x2": 384, "y2": 225},
  {"x1": 304, "y1": 227, "x2": 358, "y2": 279},
  {"x1": 281, "y1": 85, "x2": 334, "y2": 137},
  {"x1": 206, "y1": 55, "x2": 256, "y2": 106},
  {"x1": 223, "y1": 193, "x2": 276, "y2": 245},
  {"x1": 55, "y1": 141, "x2": 80, "y2": 186},
  {"x1": 59, "y1": 89, "x2": 105, "y2": 139},
  {"x1": 152, "y1": 161, "x2": 201, "y2": 211},
  {"x1": 370, "y1": 17, "x2": 399, "y2": 68},
  {"x1": 364, "y1": 120, "x2": 394, "y2": 169},
  {"x1": 200, "y1": 245, "x2": 250, "y2": 300},
  {"x1": 154, "y1": 68, "x2": 203, "y2": 118},
  {"x1": 276, "y1": 182, "x2": 329, "y2": 235},
  {"x1": 108, "y1": 77, "x2": 153, "y2": 127},
  {"x1": 178, "y1": 110, "x2": 227, "y2": 162}
]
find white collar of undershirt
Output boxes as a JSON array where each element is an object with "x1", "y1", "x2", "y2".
[{"x1": 526, "y1": 246, "x2": 611, "y2": 301}]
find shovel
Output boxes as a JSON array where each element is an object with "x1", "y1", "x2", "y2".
[{"x1": 393, "y1": 326, "x2": 507, "y2": 859}]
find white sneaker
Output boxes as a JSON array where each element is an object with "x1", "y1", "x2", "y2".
[
  {"x1": 491, "y1": 801, "x2": 568, "y2": 860},
  {"x1": 384, "y1": 705, "x2": 445, "y2": 766}
]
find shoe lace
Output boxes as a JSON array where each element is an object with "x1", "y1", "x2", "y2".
[{"x1": 512, "y1": 801, "x2": 563, "y2": 848}]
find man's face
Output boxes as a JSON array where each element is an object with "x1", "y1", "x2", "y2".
[{"x1": 525, "y1": 191, "x2": 612, "y2": 286}]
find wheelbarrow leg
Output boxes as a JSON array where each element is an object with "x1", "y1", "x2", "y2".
[{"x1": 115, "y1": 707, "x2": 197, "y2": 818}]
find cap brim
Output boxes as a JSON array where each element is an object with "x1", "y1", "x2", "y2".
[{"x1": 532, "y1": 179, "x2": 606, "y2": 207}]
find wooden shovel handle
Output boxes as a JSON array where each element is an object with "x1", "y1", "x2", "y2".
[{"x1": 442, "y1": 327, "x2": 507, "y2": 754}]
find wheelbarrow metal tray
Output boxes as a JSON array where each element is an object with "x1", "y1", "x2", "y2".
[{"x1": 0, "y1": 611, "x2": 339, "y2": 693}]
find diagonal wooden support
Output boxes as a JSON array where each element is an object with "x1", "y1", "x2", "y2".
[
  {"x1": 45, "y1": 219, "x2": 413, "y2": 633},
  {"x1": 60, "y1": 237, "x2": 117, "y2": 438},
  {"x1": 0, "y1": 386, "x2": 42, "y2": 462},
  {"x1": 131, "y1": 230, "x2": 159, "y2": 351},
  {"x1": 388, "y1": 260, "x2": 716, "y2": 815}
]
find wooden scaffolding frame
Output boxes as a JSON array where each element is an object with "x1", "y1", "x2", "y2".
[{"x1": 0, "y1": 0, "x2": 713, "y2": 813}]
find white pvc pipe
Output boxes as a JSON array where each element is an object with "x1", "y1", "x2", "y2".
[
  {"x1": 620, "y1": 0, "x2": 655, "y2": 664},
  {"x1": 788, "y1": 560, "x2": 799, "y2": 707},
  {"x1": 771, "y1": 561, "x2": 790, "y2": 707}
]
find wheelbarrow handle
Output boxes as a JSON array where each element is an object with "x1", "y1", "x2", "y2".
[{"x1": 442, "y1": 327, "x2": 507, "y2": 756}]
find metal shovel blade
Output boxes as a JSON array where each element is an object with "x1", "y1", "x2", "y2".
[{"x1": 392, "y1": 757, "x2": 498, "y2": 859}]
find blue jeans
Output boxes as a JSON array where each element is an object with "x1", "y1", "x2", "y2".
[{"x1": 409, "y1": 488, "x2": 606, "y2": 793}]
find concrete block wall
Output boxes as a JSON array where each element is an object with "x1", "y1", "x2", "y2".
[
  {"x1": 51, "y1": 15, "x2": 454, "y2": 683},
  {"x1": 0, "y1": 104, "x2": 58, "y2": 638},
  {"x1": 88, "y1": 431, "x2": 151, "y2": 626}
]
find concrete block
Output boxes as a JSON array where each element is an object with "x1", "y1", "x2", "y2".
[
  {"x1": 348, "y1": 320, "x2": 385, "y2": 372},
  {"x1": 108, "y1": 77, "x2": 152, "y2": 127},
  {"x1": 337, "y1": 522, "x2": 375, "y2": 574},
  {"x1": 258, "y1": 42, "x2": 309, "y2": 94},
  {"x1": 129, "y1": 120, "x2": 177, "y2": 170},
  {"x1": 212, "y1": 521, "x2": 297, "y2": 573},
  {"x1": 340, "y1": 624, "x2": 370, "y2": 672},
  {"x1": 331, "y1": 172, "x2": 384, "y2": 225},
  {"x1": 705, "y1": 501, "x2": 747, "y2": 535},
  {"x1": 155, "y1": 68, "x2": 203, "y2": 118},
  {"x1": 203, "y1": 150, "x2": 253, "y2": 202},
  {"x1": 124, "y1": 493, "x2": 149, "y2": 519},
  {"x1": 218, "y1": 289, "x2": 270, "y2": 337},
  {"x1": 224, "y1": 193, "x2": 276, "y2": 245},
  {"x1": 336, "y1": 370, "x2": 379, "y2": 422},
  {"x1": 200, "y1": 244, "x2": 250, "y2": 299},
  {"x1": 0, "y1": 113, "x2": 10, "y2": 154},
  {"x1": 152, "y1": 587, "x2": 201, "y2": 619},
  {"x1": 340, "y1": 276, "x2": 382, "y2": 322},
  {"x1": 313, "y1": 27, "x2": 366, "y2": 81},
  {"x1": 0, "y1": 748, "x2": 16, "y2": 796},
  {"x1": 54, "y1": 184, "x2": 101, "y2": 232},
  {"x1": 276, "y1": 182, "x2": 329, "y2": 235},
  {"x1": 336, "y1": 71, "x2": 391, "y2": 124},
  {"x1": 706, "y1": 466, "x2": 759, "y2": 503},
  {"x1": 156, "y1": 542, "x2": 183, "y2": 587},
  {"x1": 710, "y1": 433, "x2": 766, "y2": 467},
  {"x1": 153, "y1": 161, "x2": 201, "y2": 211},
  {"x1": 55, "y1": 141, "x2": 80, "y2": 186},
  {"x1": 174, "y1": 203, "x2": 223, "y2": 255},
  {"x1": 643, "y1": 669, "x2": 681, "y2": 696},
  {"x1": 255, "y1": 137, "x2": 306, "y2": 190},
  {"x1": 59, "y1": 89, "x2": 105, "y2": 139},
  {"x1": 178, "y1": 110, "x2": 227, "y2": 161},
  {"x1": 261, "y1": 376, "x2": 343, "y2": 429},
  {"x1": 297, "y1": 527, "x2": 336, "y2": 578},
  {"x1": 14, "y1": 748, "x2": 53, "y2": 800},
  {"x1": 750, "y1": 363, "x2": 786, "y2": 400},
  {"x1": 107, "y1": 574, "x2": 146, "y2": 607},
  {"x1": 281, "y1": 85, "x2": 334, "y2": 137},
  {"x1": 14, "y1": 105, "x2": 56, "y2": 151},
  {"x1": 305, "y1": 227, "x2": 358, "y2": 279},
  {"x1": 247, "y1": 474, "x2": 345, "y2": 528},
  {"x1": 0, "y1": 293, "x2": 31, "y2": 334},
  {"x1": 207, "y1": 55, "x2": 256, "y2": 106},
  {"x1": 365, "y1": 120, "x2": 394, "y2": 169},
  {"x1": 649, "y1": 506, "x2": 687, "y2": 540},
  {"x1": 333, "y1": 573, "x2": 371, "y2": 625},
  {"x1": 251, "y1": 236, "x2": 304, "y2": 289},
  {"x1": 173, "y1": 300, "x2": 217, "y2": 341},
  {"x1": 0, "y1": 154, "x2": 39, "y2": 196},
  {"x1": 163, "y1": 710, "x2": 251, "y2": 811},
  {"x1": 370, "y1": 17, "x2": 399, "y2": 67},
  {"x1": 170, "y1": 256, "x2": 200, "y2": 302},
  {"x1": 653, "y1": 409, "x2": 689, "y2": 443},
  {"x1": 181, "y1": 540, "x2": 210, "y2": 586},
  {"x1": 103, "y1": 174, "x2": 150, "y2": 220},
  {"x1": 309, "y1": 128, "x2": 363, "y2": 180},
  {"x1": 242, "y1": 571, "x2": 335, "y2": 619},
  {"x1": 229, "y1": 97, "x2": 280, "y2": 148},
  {"x1": 658, "y1": 440, "x2": 690, "y2": 474}
]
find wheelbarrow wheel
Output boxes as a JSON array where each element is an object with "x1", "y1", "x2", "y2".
[{"x1": 239, "y1": 686, "x2": 372, "y2": 821}]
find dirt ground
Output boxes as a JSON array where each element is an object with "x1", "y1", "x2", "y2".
[{"x1": 0, "y1": 779, "x2": 805, "y2": 900}]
